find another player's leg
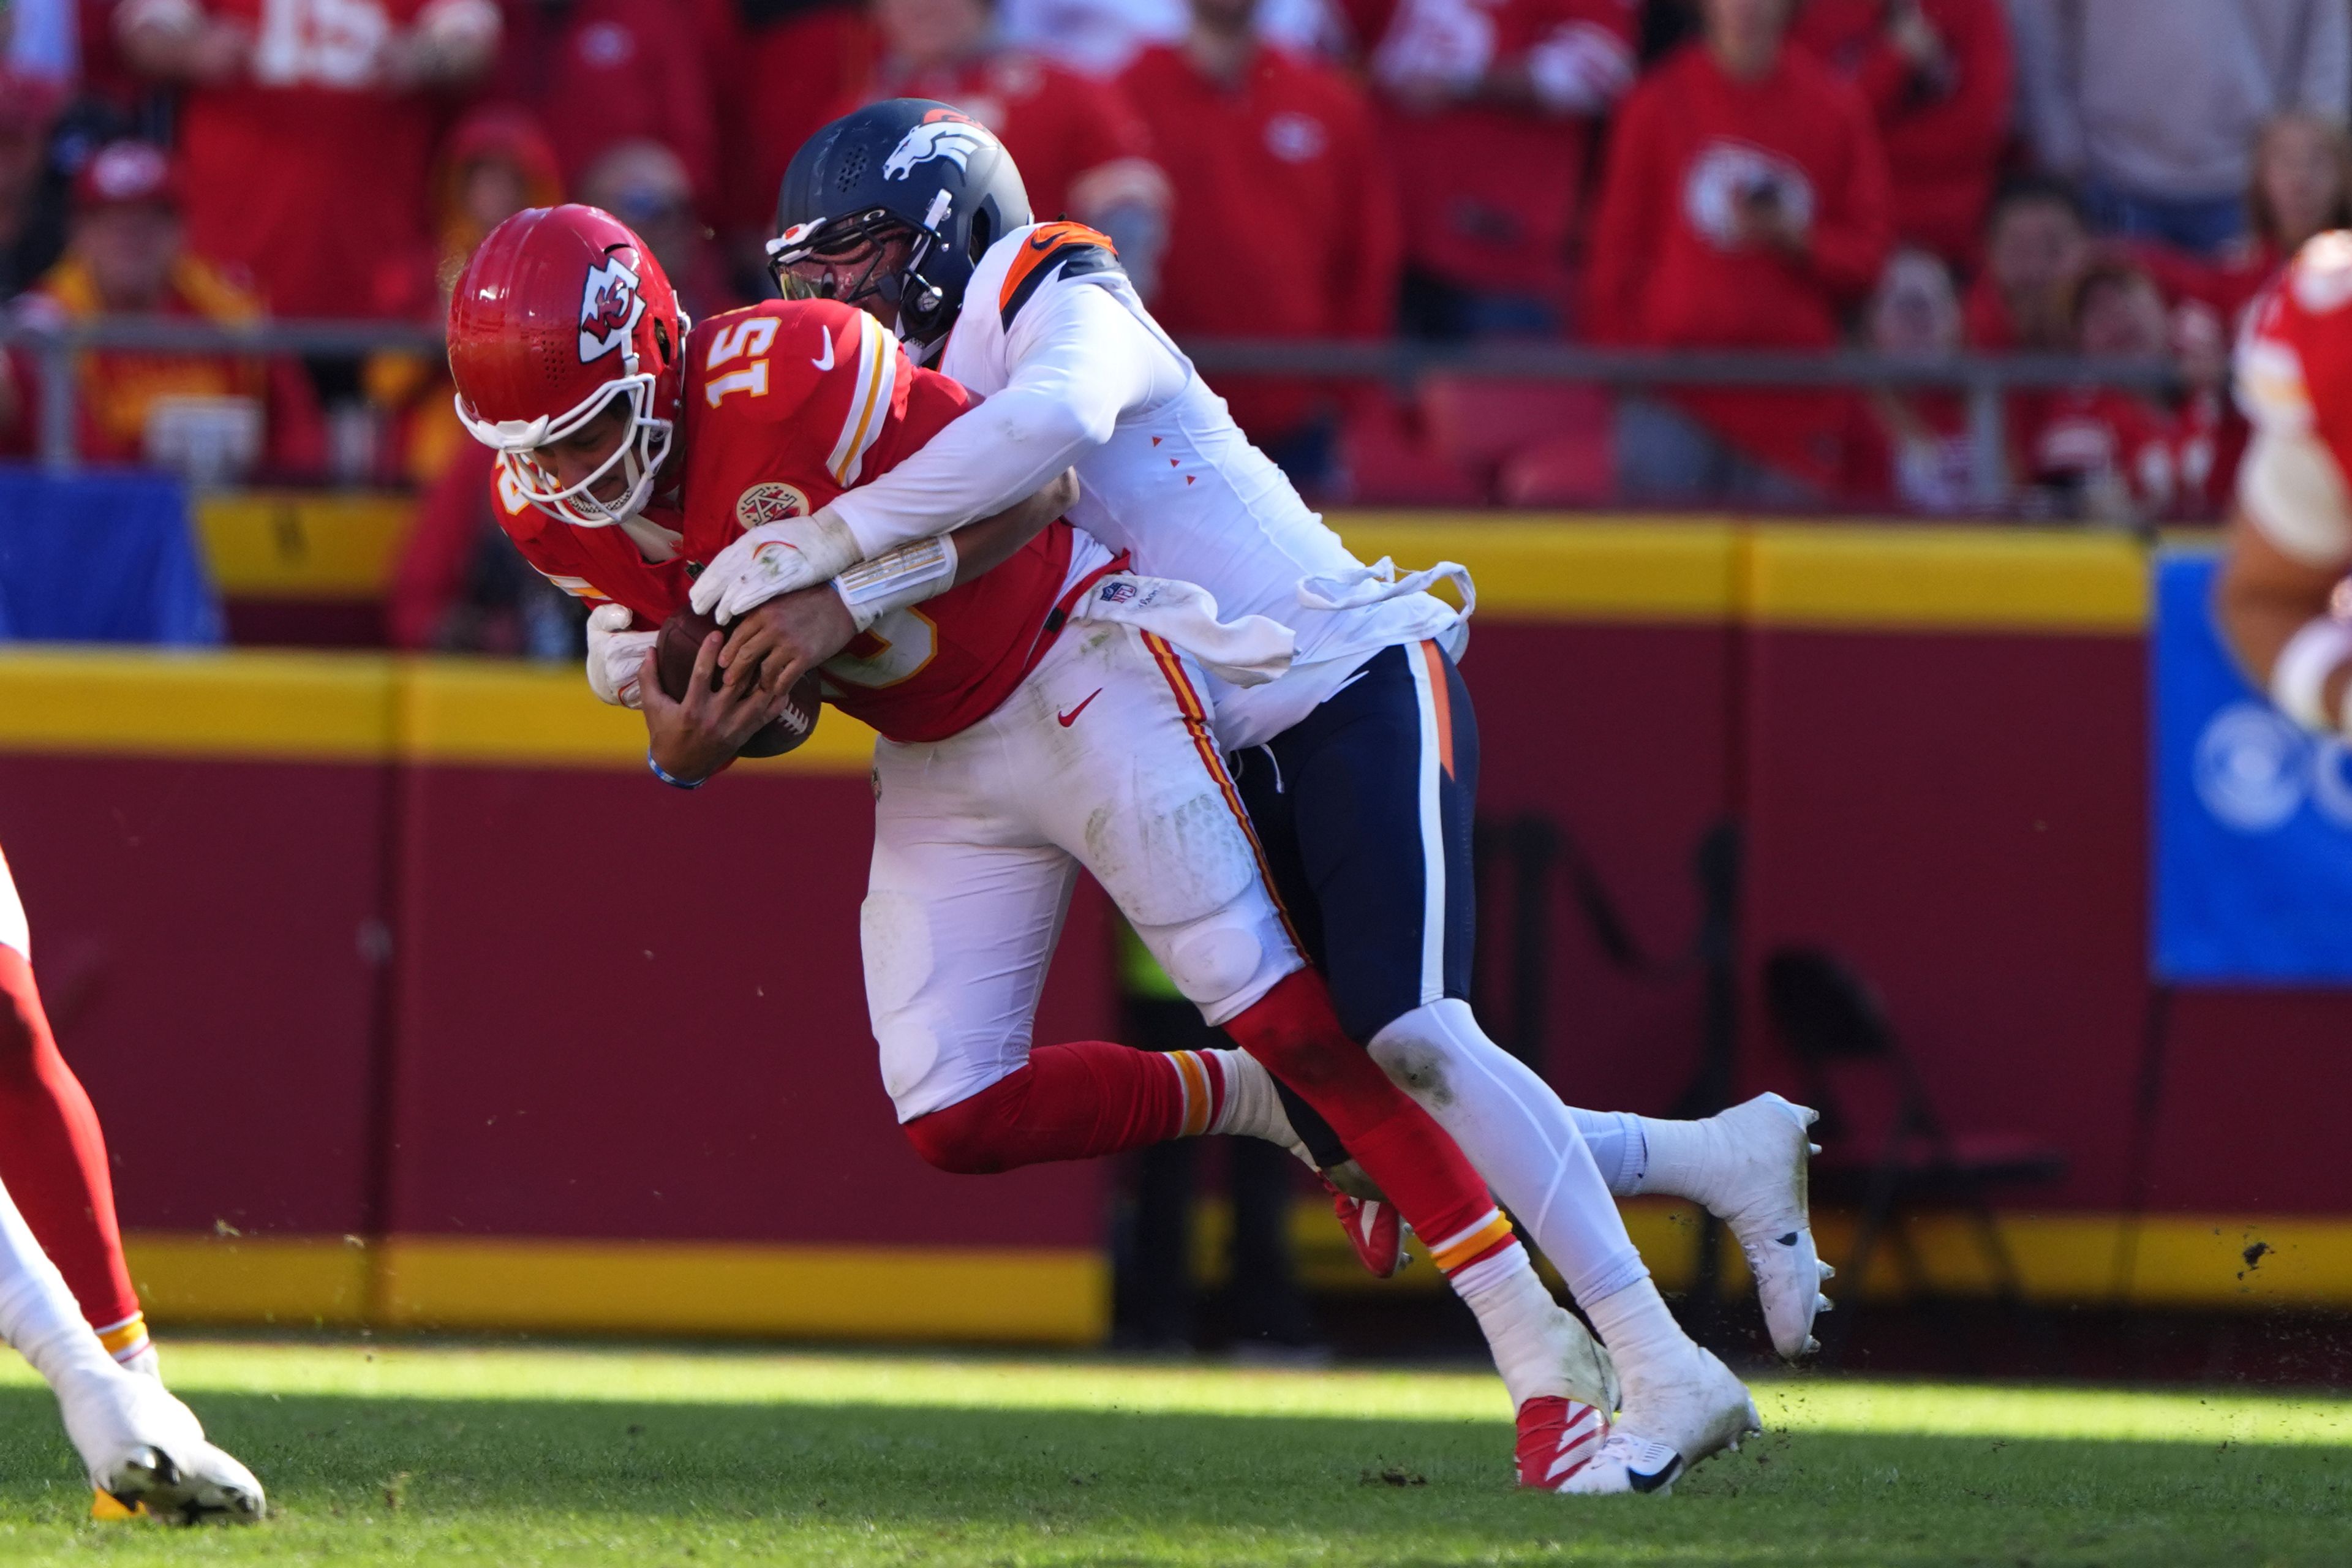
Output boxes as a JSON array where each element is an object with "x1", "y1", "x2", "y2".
[
  {"x1": 1242, "y1": 641, "x2": 1758, "y2": 1493},
  {"x1": 1570, "y1": 1100, "x2": 1832, "y2": 1360},
  {"x1": 0, "y1": 862, "x2": 153, "y2": 1374},
  {"x1": 1030, "y1": 626, "x2": 1616, "y2": 1477},
  {"x1": 0, "y1": 1166, "x2": 263, "y2": 1521}
]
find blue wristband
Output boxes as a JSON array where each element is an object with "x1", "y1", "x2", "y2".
[{"x1": 647, "y1": 748, "x2": 707, "y2": 790}]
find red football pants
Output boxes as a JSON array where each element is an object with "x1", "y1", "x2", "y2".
[{"x1": 0, "y1": 947, "x2": 141, "y2": 1331}]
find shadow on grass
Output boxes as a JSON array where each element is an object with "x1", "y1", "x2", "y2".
[{"x1": 0, "y1": 1387, "x2": 2345, "y2": 1565}]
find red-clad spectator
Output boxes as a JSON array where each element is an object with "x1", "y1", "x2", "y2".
[
  {"x1": 1840, "y1": 247, "x2": 1983, "y2": 514},
  {"x1": 1789, "y1": 0, "x2": 2011, "y2": 268},
  {"x1": 1120, "y1": 0, "x2": 1397, "y2": 485},
  {"x1": 387, "y1": 436, "x2": 583, "y2": 655},
  {"x1": 1585, "y1": 0, "x2": 1891, "y2": 502},
  {"x1": 113, "y1": 0, "x2": 500, "y2": 322},
  {"x1": 2117, "y1": 116, "x2": 2352, "y2": 518},
  {"x1": 1962, "y1": 178, "x2": 2091, "y2": 353},
  {"x1": 366, "y1": 105, "x2": 564, "y2": 484},
  {"x1": 2025, "y1": 261, "x2": 2187, "y2": 526},
  {"x1": 714, "y1": 2, "x2": 878, "y2": 246},
  {"x1": 489, "y1": 1, "x2": 717, "y2": 214},
  {"x1": 0, "y1": 69, "x2": 67, "y2": 301},
  {"x1": 846, "y1": 0, "x2": 1172, "y2": 294},
  {"x1": 579, "y1": 139, "x2": 742, "y2": 323},
  {"x1": 1339, "y1": 0, "x2": 1635, "y2": 337},
  {"x1": 0, "y1": 141, "x2": 324, "y2": 476},
  {"x1": 2137, "y1": 112, "x2": 2352, "y2": 336}
]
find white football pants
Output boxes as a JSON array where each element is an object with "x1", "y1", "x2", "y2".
[{"x1": 862, "y1": 619, "x2": 1301, "y2": 1121}]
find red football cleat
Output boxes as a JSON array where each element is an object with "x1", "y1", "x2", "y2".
[
  {"x1": 1515, "y1": 1395, "x2": 1611, "y2": 1490},
  {"x1": 1326, "y1": 1182, "x2": 1410, "y2": 1277}
]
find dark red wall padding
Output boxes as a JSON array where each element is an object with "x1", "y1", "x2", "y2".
[
  {"x1": 9, "y1": 611, "x2": 2352, "y2": 1254},
  {"x1": 1468, "y1": 621, "x2": 1736, "y2": 1131},
  {"x1": 1739, "y1": 628, "x2": 2158, "y2": 1209},
  {"x1": 0, "y1": 756, "x2": 389, "y2": 1235},
  {"x1": 380, "y1": 765, "x2": 1112, "y2": 1248}
]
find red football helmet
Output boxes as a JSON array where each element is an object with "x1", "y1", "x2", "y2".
[{"x1": 448, "y1": 205, "x2": 688, "y2": 528}]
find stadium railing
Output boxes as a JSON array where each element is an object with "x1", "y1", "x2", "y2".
[{"x1": 0, "y1": 316, "x2": 2182, "y2": 510}]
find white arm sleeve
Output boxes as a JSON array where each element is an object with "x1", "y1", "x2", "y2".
[{"x1": 826, "y1": 281, "x2": 1179, "y2": 559}]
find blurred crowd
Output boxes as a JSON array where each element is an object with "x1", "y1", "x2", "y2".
[{"x1": 5, "y1": 0, "x2": 2352, "y2": 617}]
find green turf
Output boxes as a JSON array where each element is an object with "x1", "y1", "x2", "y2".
[{"x1": 0, "y1": 1340, "x2": 2345, "y2": 1565}]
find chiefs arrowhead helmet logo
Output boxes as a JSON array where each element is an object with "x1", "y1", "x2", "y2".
[
  {"x1": 884, "y1": 113, "x2": 992, "y2": 183},
  {"x1": 579, "y1": 257, "x2": 646, "y2": 364}
]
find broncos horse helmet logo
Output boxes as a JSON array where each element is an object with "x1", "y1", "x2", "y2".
[
  {"x1": 884, "y1": 115, "x2": 994, "y2": 183},
  {"x1": 578, "y1": 257, "x2": 646, "y2": 365}
]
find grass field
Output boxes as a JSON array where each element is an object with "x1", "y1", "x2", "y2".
[{"x1": 0, "y1": 1340, "x2": 2346, "y2": 1565}]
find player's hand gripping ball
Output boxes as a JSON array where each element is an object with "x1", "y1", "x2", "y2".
[{"x1": 654, "y1": 607, "x2": 822, "y2": 758}]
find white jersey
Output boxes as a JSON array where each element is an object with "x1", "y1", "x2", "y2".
[
  {"x1": 0, "y1": 843, "x2": 27, "y2": 960},
  {"x1": 824, "y1": 222, "x2": 1464, "y2": 750}
]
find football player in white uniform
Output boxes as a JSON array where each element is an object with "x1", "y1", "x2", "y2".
[
  {"x1": 0, "y1": 846, "x2": 264, "y2": 1523},
  {"x1": 692, "y1": 103, "x2": 1825, "y2": 1494}
]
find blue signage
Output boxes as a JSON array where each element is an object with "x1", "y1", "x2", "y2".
[{"x1": 2152, "y1": 548, "x2": 2352, "y2": 984}]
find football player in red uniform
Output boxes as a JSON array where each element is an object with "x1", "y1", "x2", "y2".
[
  {"x1": 2220, "y1": 230, "x2": 2352, "y2": 731},
  {"x1": 1, "y1": 843, "x2": 265, "y2": 1522},
  {"x1": 446, "y1": 205, "x2": 1620, "y2": 1485}
]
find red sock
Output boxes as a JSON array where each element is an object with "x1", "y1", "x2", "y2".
[
  {"x1": 1224, "y1": 970, "x2": 1504, "y2": 1260},
  {"x1": 0, "y1": 948, "x2": 144, "y2": 1347},
  {"x1": 902, "y1": 1041, "x2": 1224, "y2": 1174}
]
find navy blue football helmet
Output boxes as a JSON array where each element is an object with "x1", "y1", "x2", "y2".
[{"x1": 770, "y1": 100, "x2": 1033, "y2": 350}]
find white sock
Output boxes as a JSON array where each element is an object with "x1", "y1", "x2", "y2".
[
  {"x1": 1449, "y1": 1243, "x2": 1577, "y2": 1408},
  {"x1": 0, "y1": 1172, "x2": 115, "y2": 1393},
  {"x1": 1583, "y1": 1273, "x2": 1691, "y2": 1377},
  {"x1": 1569, "y1": 1109, "x2": 1648, "y2": 1195},
  {"x1": 1368, "y1": 999, "x2": 1649, "y2": 1306},
  {"x1": 1196, "y1": 1048, "x2": 1313, "y2": 1166},
  {"x1": 1626, "y1": 1115, "x2": 1716, "y2": 1202}
]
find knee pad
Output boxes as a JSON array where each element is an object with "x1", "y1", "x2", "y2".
[
  {"x1": 1137, "y1": 895, "x2": 1296, "y2": 1027},
  {"x1": 1367, "y1": 998, "x2": 1479, "y2": 1104}
]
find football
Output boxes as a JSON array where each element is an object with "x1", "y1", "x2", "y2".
[{"x1": 653, "y1": 606, "x2": 822, "y2": 758}]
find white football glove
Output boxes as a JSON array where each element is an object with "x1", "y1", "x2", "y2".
[
  {"x1": 688, "y1": 508, "x2": 862, "y2": 625},
  {"x1": 586, "y1": 603, "x2": 659, "y2": 709}
]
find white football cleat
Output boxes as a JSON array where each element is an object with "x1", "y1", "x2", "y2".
[
  {"x1": 1686, "y1": 1093, "x2": 1830, "y2": 1360},
  {"x1": 1553, "y1": 1344, "x2": 1757, "y2": 1497},
  {"x1": 59, "y1": 1365, "x2": 265, "y2": 1524}
]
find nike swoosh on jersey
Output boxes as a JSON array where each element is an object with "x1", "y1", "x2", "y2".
[
  {"x1": 1057, "y1": 688, "x2": 1104, "y2": 727},
  {"x1": 812, "y1": 325, "x2": 835, "y2": 372}
]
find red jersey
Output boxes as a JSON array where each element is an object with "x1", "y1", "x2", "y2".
[
  {"x1": 1583, "y1": 42, "x2": 1892, "y2": 484},
  {"x1": 2026, "y1": 388, "x2": 2183, "y2": 518},
  {"x1": 2242, "y1": 234, "x2": 2352, "y2": 485},
  {"x1": 489, "y1": 0, "x2": 717, "y2": 209},
  {"x1": 1790, "y1": 0, "x2": 2013, "y2": 266},
  {"x1": 1341, "y1": 0, "x2": 1637, "y2": 301},
  {"x1": 849, "y1": 51, "x2": 1162, "y2": 227},
  {"x1": 488, "y1": 468, "x2": 695, "y2": 629},
  {"x1": 159, "y1": 0, "x2": 461, "y2": 319},
  {"x1": 1117, "y1": 42, "x2": 1398, "y2": 442},
  {"x1": 488, "y1": 298, "x2": 1079, "y2": 745}
]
